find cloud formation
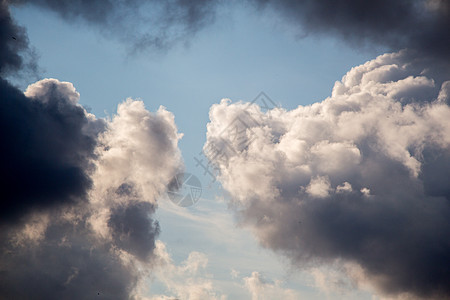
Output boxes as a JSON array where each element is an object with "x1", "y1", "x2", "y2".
[
  {"x1": 0, "y1": 77, "x2": 183, "y2": 298},
  {"x1": 204, "y1": 51, "x2": 450, "y2": 299},
  {"x1": 0, "y1": 77, "x2": 99, "y2": 224}
]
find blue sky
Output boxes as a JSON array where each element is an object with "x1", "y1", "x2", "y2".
[{"x1": 10, "y1": 3, "x2": 388, "y2": 299}]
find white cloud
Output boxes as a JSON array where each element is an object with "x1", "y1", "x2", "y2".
[
  {"x1": 148, "y1": 241, "x2": 227, "y2": 300},
  {"x1": 204, "y1": 51, "x2": 450, "y2": 299},
  {"x1": 305, "y1": 176, "x2": 331, "y2": 198},
  {"x1": 25, "y1": 78, "x2": 80, "y2": 104},
  {"x1": 243, "y1": 272, "x2": 300, "y2": 300},
  {"x1": 336, "y1": 182, "x2": 352, "y2": 193},
  {"x1": 89, "y1": 98, "x2": 183, "y2": 239}
]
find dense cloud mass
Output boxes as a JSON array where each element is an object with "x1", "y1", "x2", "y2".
[
  {"x1": 0, "y1": 77, "x2": 183, "y2": 299},
  {"x1": 0, "y1": 78, "x2": 99, "y2": 224},
  {"x1": 205, "y1": 51, "x2": 450, "y2": 299}
]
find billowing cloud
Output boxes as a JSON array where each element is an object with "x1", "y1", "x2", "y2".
[
  {"x1": 0, "y1": 78, "x2": 183, "y2": 298},
  {"x1": 0, "y1": 77, "x2": 100, "y2": 224},
  {"x1": 204, "y1": 51, "x2": 450, "y2": 299},
  {"x1": 91, "y1": 98, "x2": 182, "y2": 208}
]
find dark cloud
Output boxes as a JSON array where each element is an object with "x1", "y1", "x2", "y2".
[
  {"x1": 0, "y1": 17, "x2": 140, "y2": 292},
  {"x1": 420, "y1": 147, "x2": 450, "y2": 199},
  {"x1": 0, "y1": 79, "x2": 169, "y2": 299},
  {"x1": 108, "y1": 200, "x2": 160, "y2": 261},
  {"x1": 0, "y1": 0, "x2": 38, "y2": 79},
  {"x1": 252, "y1": 0, "x2": 450, "y2": 62},
  {"x1": 0, "y1": 76, "x2": 177, "y2": 297},
  {"x1": 0, "y1": 75, "x2": 176, "y2": 298},
  {"x1": 0, "y1": 0, "x2": 98, "y2": 226},
  {"x1": 0, "y1": 0, "x2": 26, "y2": 74},
  {"x1": 0, "y1": 77, "x2": 98, "y2": 224},
  {"x1": 0, "y1": 210, "x2": 139, "y2": 300},
  {"x1": 10, "y1": 0, "x2": 219, "y2": 51},
  {"x1": 251, "y1": 149, "x2": 450, "y2": 298}
]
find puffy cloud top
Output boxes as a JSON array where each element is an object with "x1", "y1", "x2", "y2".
[{"x1": 205, "y1": 51, "x2": 450, "y2": 299}]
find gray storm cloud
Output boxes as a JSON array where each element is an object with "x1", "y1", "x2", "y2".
[{"x1": 204, "y1": 51, "x2": 450, "y2": 299}]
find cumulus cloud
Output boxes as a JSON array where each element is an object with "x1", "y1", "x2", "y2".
[
  {"x1": 204, "y1": 51, "x2": 450, "y2": 299},
  {"x1": 91, "y1": 99, "x2": 182, "y2": 208},
  {"x1": 0, "y1": 77, "x2": 100, "y2": 224},
  {"x1": 88, "y1": 98, "x2": 182, "y2": 240},
  {"x1": 0, "y1": 78, "x2": 183, "y2": 298}
]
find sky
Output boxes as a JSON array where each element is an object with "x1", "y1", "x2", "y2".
[{"x1": 1, "y1": 1, "x2": 450, "y2": 300}]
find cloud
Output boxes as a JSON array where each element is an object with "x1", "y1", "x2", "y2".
[
  {"x1": 6, "y1": 0, "x2": 450, "y2": 64},
  {"x1": 0, "y1": 3, "x2": 183, "y2": 298},
  {"x1": 0, "y1": 78, "x2": 184, "y2": 298},
  {"x1": 149, "y1": 241, "x2": 227, "y2": 300},
  {"x1": 204, "y1": 51, "x2": 450, "y2": 299},
  {"x1": 0, "y1": 0, "x2": 38, "y2": 77},
  {"x1": 90, "y1": 98, "x2": 182, "y2": 209},
  {"x1": 9, "y1": 0, "x2": 221, "y2": 51},
  {"x1": 88, "y1": 98, "x2": 183, "y2": 241},
  {"x1": 0, "y1": 77, "x2": 100, "y2": 224},
  {"x1": 108, "y1": 201, "x2": 160, "y2": 261},
  {"x1": 243, "y1": 271, "x2": 300, "y2": 300},
  {"x1": 251, "y1": 0, "x2": 450, "y2": 62}
]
